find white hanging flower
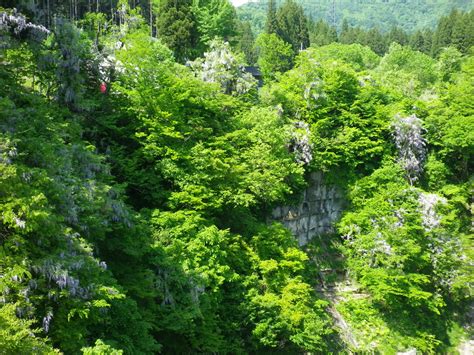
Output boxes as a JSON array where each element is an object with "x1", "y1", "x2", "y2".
[
  {"x1": 13, "y1": 217, "x2": 26, "y2": 229},
  {"x1": 392, "y1": 113, "x2": 426, "y2": 184},
  {"x1": 418, "y1": 192, "x2": 447, "y2": 231},
  {"x1": 188, "y1": 40, "x2": 256, "y2": 96},
  {"x1": 288, "y1": 121, "x2": 313, "y2": 164},
  {"x1": 43, "y1": 311, "x2": 53, "y2": 333}
]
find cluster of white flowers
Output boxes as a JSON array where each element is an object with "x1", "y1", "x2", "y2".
[
  {"x1": 15, "y1": 305, "x2": 33, "y2": 318},
  {"x1": 427, "y1": 234, "x2": 461, "y2": 289},
  {"x1": 393, "y1": 209, "x2": 405, "y2": 228},
  {"x1": 0, "y1": 11, "x2": 50, "y2": 36},
  {"x1": 341, "y1": 224, "x2": 360, "y2": 244},
  {"x1": 155, "y1": 270, "x2": 175, "y2": 306},
  {"x1": 418, "y1": 192, "x2": 447, "y2": 231},
  {"x1": 30, "y1": 233, "x2": 107, "y2": 303},
  {"x1": 32, "y1": 259, "x2": 93, "y2": 299},
  {"x1": 99, "y1": 261, "x2": 107, "y2": 270},
  {"x1": 106, "y1": 198, "x2": 131, "y2": 227},
  {"x1": 13, "y1": 216, "x2": 26, "y2": 229},
  {"x1": 373, "y1": 232, "x2": 393, "y2": 256},
  {"x1": 188, "y1": 40, "x2": 256, "y2": 96},
  {"x1": 97, "y1": 54, "x2": 115, "y2": 83},
  {"x1": 54, "y1": 145, "x2": 131, "y2": 229},
  {"x1": 392, "y1": 113, "x2": 426, "y2": 184},
  {"x1": 418, "y1": 192, "x2": 462, "y2": 289},
  {"x1": 43, "y1": 310, "x2": 54, "y2": 333},
  {"x1": 289, "y1": 121, "x2": 313, "y2": 164},
  {"x1": 0, "y1": 140, "x2": 17, "y2": 165},
  {"x1": 303, "y1": 78, "x2": 326, "y2": 108},
  {"x1": 190, "y1": 281, "x2": 205, "y2": 305}
]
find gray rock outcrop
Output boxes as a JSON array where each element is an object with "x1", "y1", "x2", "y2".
[{"x1": 272, "y1": 171, "x2": 345, "y2": 245}]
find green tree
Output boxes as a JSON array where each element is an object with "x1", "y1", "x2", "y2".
[
  {"x1": 451, "y1": 10, "x2": 474, "y2": 53},
  {"x1": 387, "y1": 26, "x2": 409, "y2": 46},
  {"x1": 236, "y1": 20, "x2": 257, "y2": 64},
  {"x1": 375, "y1": 43, "x2": 436, "y2": 96},
  {"x1": 0, "y1": 304, "x2": 58, "y2": 354},
  {"x1": 363, "y1": 27, "x2": 387, "y2": 56},
  {"x1": 156, "y1": 0, "x2": 199, "y2": 62},
  {"x1": 265, "y1": 0, "x2": 278, "y2": 34},
  {"x1": 276, "y1": 0, "x2": 310, "y2": 51},
  {"x1": 436, "y1": 46, "x2": 463, "y2": 82},
  {"x1": 309, "y1": 19, "x2": 338, "y2": 47},
  {"x1": 339, "y1": 19, "x2": 351, "y2": 43},
  {"x1": 193, "y1": 0, "x2": 238, "y2": 50},
  {"x1": 431, "y1": 10, "x2": 456, "y2": 56},
  {"x1": 425, "y1": 55, "x2": 474, "y2": 180},
  {"x1": 255, "y1": 33, "x2": 294, "y2": 81},
  {"x1": 188, "y1": 39, "x2": 257, "y2": 96},
  {"x1": 82, "y1": 339, "x2": 123, "y2": 354},
  {"x1": 338, "y1": 163, "x2": 470, "y2": 352},
  {"x1": 409, "y1": 30, "x2": 426, "y2": 53}
]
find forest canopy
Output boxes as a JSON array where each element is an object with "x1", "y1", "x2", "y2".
[{"x1": 0, "y1": 1, "x2": 473, "y2": 353}]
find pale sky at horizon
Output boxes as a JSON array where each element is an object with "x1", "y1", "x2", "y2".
[{"x1": 231, "y1": 0, "x2": 251, "y2": 7}]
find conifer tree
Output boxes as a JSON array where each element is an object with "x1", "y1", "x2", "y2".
[
  {"x1": 422, "y1": 29, "x2": 434, "y2": 54},
  {"x1": 431, "y1": 10, "x2": 455, "y2": 56},
  {"x1": 339, "y1": 19, "x2": 351, "y2": 44},
  {"x1": 451, "y1": 11, "x2": 473, "y2": 53},
  {"x1": 236, "y1": 21, "x2": 257, "y2": 64},
  {"x1": 265, "y1": 0, "x2": 278, "y2": 34},
  {"x1": 275, "y1": 0, "x2": 309, "y2": 51},
  {"x1": 409, "y1": 30, "x2": 426, "y2": 53},
  {"x1": 363, "y1": 28, "x2": 387, "y2": 55},
  {"x1": 156, "y1": 0, "x2": 199, "y2": 62},
  {"x1": 309, "y1": 19, "x2": 338, "y2": 46},
  {"x1": 387, "y1": 26, "x2": 409, "y2": 46}
]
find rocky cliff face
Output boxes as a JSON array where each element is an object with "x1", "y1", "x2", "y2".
[{"x1": 272, "y1": 171, "x2": 345, "y2": 245}]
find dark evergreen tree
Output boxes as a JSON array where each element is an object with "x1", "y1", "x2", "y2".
[
  {"x1": 275, "y1": 0, "x2": 309, "y2": 51},
  {"x1": 409, "y1": 30, "x2": 426, "y2": 53},
  {"x1": 156, "y1": 0, "x2": 199, "y2": 62},
  {"x1": 451, "y1": 10, "x2": 474, "y2": 53},
  {"x1": 236, "y1": 21, "x2": 257, "y2": 64},
  {"x1": 431, "y1": 10, "x2": 456, "y2": 56},
  {"x1": 387, "y1": 26, "x2": 409, "y2": 46},
  {"x1": 421, "y1": 29, "x2": 434, "y2": 54},
  {"x1": 309, "y1": 19, "x2": 338, "y2": 47},
  {"x1": 265, "y1": 0, "x2": 278, "y2": 34},
  {"x1": 409, "y1": 29, "x2": 434, "y2": 55},
  {"x1": 339, "y1": 19, "x2": 352, "y2": 44},
  {"x1": 362, "y1": 28, "x2": 387, "y2": 55}
]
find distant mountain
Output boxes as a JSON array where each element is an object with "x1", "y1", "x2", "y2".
[{"x1": 237, "y1": 0, "x2": 474, "y2": 33}]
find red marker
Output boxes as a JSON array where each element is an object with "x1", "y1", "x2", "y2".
[{"x1": 100, "y1": 82, "x2": 107, "y2": 93}]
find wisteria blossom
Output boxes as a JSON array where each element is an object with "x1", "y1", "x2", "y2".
[
  {"x1": 13, "y1": 216, "x2": 26, "y2": 229},
  {"x1": 188, "y1": 40, "x2": 256, "y2": 96},
  {"x1": 289, "y1": 121, "x2": 313, "y2": 164},
  {"x1": 43, "y1": 311, "x2": 53, "y2": 333},
  {"x1": 418, "y1": 192, "x2": 447, "y2": 231},
  {"x1": 303, "y1": 78, "x2": 326, "y2": 108},
  {"x1": 392, "y1": 113, "x2": 426, "y2": 184},
  {"x1": 0, "y1": 10, "x2": 50, "y2": 36}
]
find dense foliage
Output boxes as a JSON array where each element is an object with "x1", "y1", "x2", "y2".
[
  {"x1": 238, "y1": 0, "x2": 474, "y2": 34},
  {"x1": 238, "y1": 1, "x2": 474, "y2": 62},
  {"x1": 0, "y1": 2, "x2": 472, "y2": 354}
]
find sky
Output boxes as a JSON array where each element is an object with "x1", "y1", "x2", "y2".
[{"x1": 231, "y1": 0, "x2": 251, "y2": 7}]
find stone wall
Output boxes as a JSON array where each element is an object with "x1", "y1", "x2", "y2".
[{"x1": 272, "y1": 171, "x2": 345, "y2": 246}]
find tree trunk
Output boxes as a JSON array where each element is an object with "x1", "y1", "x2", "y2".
[{"x1": 150, "y1": 0, "x2": 153, "y2": 37}]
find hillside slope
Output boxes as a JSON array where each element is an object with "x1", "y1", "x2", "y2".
[{"x1": 238, "y1": 0, "x2": 474, "y2": 33}]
